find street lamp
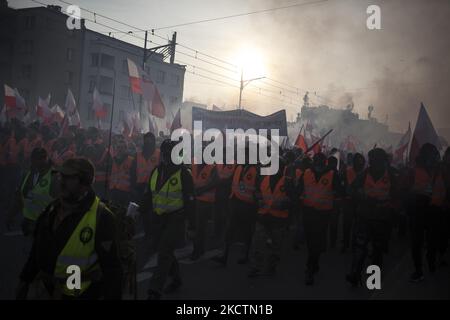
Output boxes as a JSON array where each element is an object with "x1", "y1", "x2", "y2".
[{"x1": 238, "y1": 68, "x2": 265, "y2": 110}]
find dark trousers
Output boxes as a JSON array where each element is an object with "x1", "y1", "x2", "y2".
[
  {"x1": 439, "y1": 208, "x2": 450, "y2": 255},
  {"x1": 292, "y1": 208, "x2": 306, "y2": 246},
  {"x1": 342, "y1": 199, "x2": 357, "y2": 249},
  {"x1": 328, "y1": 208, "x2": 339, "y2": 248},
  {"x1": 222, "y1": 199, "x2": 257, "y2": 259},
  {"x1": 213, "y1": 198, "x2": 229, "y2": 241},
  {"x1": 193, "y1": 201, "x2": 213, "y2": 255},
  {"x1": 410, "y1": 206, "x2": 441, "y2": 272},
  {"x1": 350, "y1": 216, "x2": 390, "y2": 276},
  {"x1": 302, "y1": 207, "x2": 331, "y2": 272},
  {"x1": 250, "y1": 216, "x2": 287, "y2": 273},
  {"x1": 148, "y1": 212, "x2": 184, "y2": 294}
]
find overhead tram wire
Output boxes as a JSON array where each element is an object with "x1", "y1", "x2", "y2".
[
  {"x1": 151, "y1": 0, "x2": 329, "y2": 31},
  {"x1": 53, "y1": 0, "x2": 302, "y2": 94},
  {"x1": 36, "y1": 0, "x2": 309, "y2": 105}
]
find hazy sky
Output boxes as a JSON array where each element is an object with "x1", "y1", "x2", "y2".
[{"x1": 11, "y1": 0, "x2": 450, "y2": 132}]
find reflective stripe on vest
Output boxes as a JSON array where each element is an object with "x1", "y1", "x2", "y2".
[
  {"x1": 431, "y1": 174, "x2": 446, "y2": 207},
  {"x1": 230, "y1": 165, "x2": 257, "y2": 204},
  {"x1": 193, "y1": 164, "x2": 216, "y2": 203},
  {"x1": 413, "y1": 167, "x2": 433, "y2": 196},
  {"x1": 136, "y1": 149, "x2": 160, "y2": 184},
  {"x1": 303, "y1": 169, "x2": 334, "y2": 211},
  {"x1": 109, "y1": 156, "x2": 133, "y2": 192},
  {"x1": 54, "y1": 196, "x2": 102, "y2": 297},
  {"x1": 150, "y1": 168, "x2": 184, "y2": 215},
  {"x1": 364, "y1": 171, "x2": 391, "y2": 202},
  {"x1": 21, "y1": 170, "x2": 53, "y2": 221},
  {"x1": 258, "y1": 175, "x2": 289, "y2": 218}
]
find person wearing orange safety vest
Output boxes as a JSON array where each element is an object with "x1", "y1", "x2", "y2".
[
  {"x1": 296, "y1": 152, "x2": 342, "y2": 286},
  {"x1": 341, "y1": 153, "x2": 366, "y2": 253},
  {"x1": 135, "y1": 132, "x2": 160, "y2": 200},
  {"x1": 247, "y1": 157, "x2": 291, "y2": 278},
  {"x1": 406, "y1": 143, "x2": 442, "y2": 282},
  {"x1": 108, "y1": 138, "x2": 136, "y2": 207},
  {"x1": 212, "y1": 147, "x2": 259, "y2": 266},
  {"x1": 289, "y1": 149, "x2": 310, "y2": 250},
  {"x1": 190, "y1": 161, "x2": 218, "y2": 260},
  {"x1": 212, "y1": 150, "x2": 236, "y2": 241},
  {"x1": 346, "y1": 148, "x2": 398, "y2": 287}
]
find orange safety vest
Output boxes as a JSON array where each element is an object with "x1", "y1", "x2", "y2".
[
  {"x1": 431, "y1": 173, "x2": 446, "y2": 207},
  {"x1": 216, "y1": 164, "x2": 236, "y2": 180},
  {"x1": 363, "y1": 170, "x2": 391, "y2": 202},
  {"x1": 136, "y1": 149, "x2": 160, "y2": 184},
  {"x1": 93, "y1": 148, "x2": 108, "y2": 183},
  {"x1": 346, "y1": 167, "x2": 357, "y2": 185},
  {"x1": 302, "y1": 169, "x2": 334, "y2": 211},
  {"x1": 230, "y1": 165, "x2": 257, "y2": 204},
  {"x1": 258, "y1": 172, "x2": 289, "y2": 218},
  {"x1": 413, "y1": 167, "x2": 433, "y2": 196},
  {"x1": 109, "y1": 156, "x2": 133, "y2": 192},
  {"x1": 192, "y1": 164, "x2": 216, "y2": 203}
]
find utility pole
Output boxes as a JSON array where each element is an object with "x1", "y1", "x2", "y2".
[
  {"x1": 238, "y1": 68, "x2": 265, "y2": 110},
  {"x1": 170, "y1": 32, "x2": 177, "y2": 64}
]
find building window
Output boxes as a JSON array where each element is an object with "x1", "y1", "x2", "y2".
[
  {"x1": 67, "y1": 48, "x2": 74, "y2": 61},
  {"x1": 170, "y1": 74, "x2": 180, "y2": 87},
  {"x1": 99, "y1": 76, "x2": 113, "y2": 95},
  {"x1": 122, "y1": 59, "x2": 128, "y2": 74},
  {"x1": 21, "y1": 65, "x2": 32, "y2": 79},
  {"x1": 120, "y1": 85, "x2": 130, "y2": 98},
  {"x1": 65, "y1": 71, "x2": 74, "y2": 84},
  {"x1": 88, "y1": 76, "x2": 96, "y2": 93},
  {"x1": 20, "y1": 40, "x2": 33, "y2": 54},
  {"x1": 101, "y1": 54, "x2": 115, "y2": 70},
  {"x1": 156, "y1": 70, "x2": 165, "y2": 84},
  {"x1": 91, "y1": 53, "x2": 99, "y2": 67},
  {"x1": 24, "y1": 16, "x2": 36, "y2": 29}
]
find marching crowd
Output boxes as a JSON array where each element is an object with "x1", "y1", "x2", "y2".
[{"x1": 1, "y1": 118, "x2": 449, "y2": 300}]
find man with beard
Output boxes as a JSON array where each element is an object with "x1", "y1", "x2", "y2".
[{"x1": 16, "y1": 158, "x2": 122, "y2": 299}]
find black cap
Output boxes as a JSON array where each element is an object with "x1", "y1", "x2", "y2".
[{"x1": 56, "y1": 158, "x2": 95, "y2": 185}]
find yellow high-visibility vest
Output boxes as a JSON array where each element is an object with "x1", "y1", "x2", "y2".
[{"x1": 149, "y1": 168, "x2": 184, "y2": 215}]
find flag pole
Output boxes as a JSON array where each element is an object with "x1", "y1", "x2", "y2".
[
  {"x1": 306, "y1": 129, "x2": 333, "y2": 153},
  {"x1": 104, "y1": 69, "x2": 117, "y2": 200}
]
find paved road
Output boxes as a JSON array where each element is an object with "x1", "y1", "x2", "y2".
[{"x1": 1, "y1": 210, "x2": 449, "y2": 300}]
